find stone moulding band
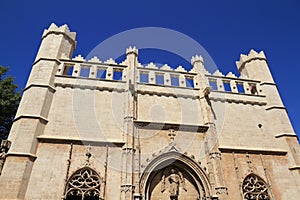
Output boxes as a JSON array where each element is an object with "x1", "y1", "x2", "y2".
[
  {"x1": 219, "y1": 147, "x2": 287, "y2": 156},
  {"x1": 288, "y1": 166, "x2": 300, "y2": 170},
  {"x1": 210, "y1": 90, "x2": 266, "y2": 98},
  {"x1": 259, "y1": 82, "x2": 276, "y2": 86},
  {"x1": 275, "y1": 133, "x2": 298, "y2": 139},
  {"x1": 55, "y1": 74, "x2": 127, "y2": 84},
  {"x1": 209, "y1": 96, "x2": 267, "y2": 106},
  {"x1": 36, "y1": 135, "x2": 125, "y2": 147},
  {"x1": 54, "y1": 81, "x2": 126, "y2": 93},
  {"x1": 13, "y1": 115, "x2": 48, "y2": 124},
  {"x1": 7, "y1": 152, "x2": 37, "y2": 160},
  {"x1": 136, "y1": 88, "x2": 199, "y2": 99},
  {"x1": 23, "y1": 84, "x2": 56, "y2": 93},
  {"x1": 134, "y1": 120, "x2": 209, "y2": 132},
  {"x1": 32, "y1": 57, "x2": 61, "y2": 66},
  {"x1": 265, "y1": 106, "x2": 286, "y2": 111}
]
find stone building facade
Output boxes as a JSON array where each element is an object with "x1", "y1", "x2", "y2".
[{"x1": 0, "y1": 23, "x2": 299, "y2": 199}]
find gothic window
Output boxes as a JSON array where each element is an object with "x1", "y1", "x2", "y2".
[
  {"x1": 65, "y1": 167, "x2": 101, "y2": 200},
  {"x1": 242, "y1": 174, "x2": 270, "y2": 200}
]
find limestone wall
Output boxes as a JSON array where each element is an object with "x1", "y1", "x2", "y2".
[{"x1": 1, "y1": 24, "x2": 299, "y2": 199}]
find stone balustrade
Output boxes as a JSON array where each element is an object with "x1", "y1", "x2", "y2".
[{"x1": 56, "y1": 54, "x2": 262, "y2": 96}]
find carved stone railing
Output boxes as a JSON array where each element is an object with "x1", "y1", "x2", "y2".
[
  {"x1": 206, "y1": 71, "x2": 262, "y2": 96},
  {"x1": 55, "y1": 54, "x2": 263, "y2": 98},
  {"x1": 137, "y1": 62, "x2": 196, "y2": 88},
  {"x1": 57, "y1": 55, "x2": 127, "y2": 82}
]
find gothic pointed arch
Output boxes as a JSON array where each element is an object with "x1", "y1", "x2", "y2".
[
  {"x1": 242, "y1": 173, "x2": 270, "y2": 200},
  {"x1": 139, "y1": 151, "x2": 211, "y2": 200},
  {"x1": 64, "y1": 166, "x2": 103, "y2": 200}
]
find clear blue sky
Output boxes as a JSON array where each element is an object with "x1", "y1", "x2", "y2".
[{"x1": 0, "y1": 1, "x2": 299, "y2": 138}]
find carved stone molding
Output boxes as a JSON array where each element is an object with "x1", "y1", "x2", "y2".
[
  {"x1": 121, "y1": 184, "x2": 135, "y2": 193},
  {"x1": 215, "y1": 186, "x2": 228, "y2": 195},
  {"x1": 209, "y1": 152, "x2": 221, "y2": 160}
]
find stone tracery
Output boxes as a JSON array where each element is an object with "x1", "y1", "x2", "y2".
[
  {"x1": 65, "y1": 167, "x2": 102, "y2": 200},
  {"x1": 242, "y1": 174, "x2": 270, "y2": 200}
]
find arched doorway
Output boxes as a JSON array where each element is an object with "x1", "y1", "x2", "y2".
[{"x1": 140, "y1": 152, "x2": 211, "y2": 200}]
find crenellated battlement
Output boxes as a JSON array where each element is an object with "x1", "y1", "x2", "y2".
[
  {"x1": 236, "y1": 49, "x2": 266, "y2": 72},
  {"x1": 126, "y1": 46, "x2": 138, "y2": 56},
  {"x1": 42, "y1": 23, "x2": 76, "y2": 41},
  {"x1": 191, "y1": 55, "x2": 204, "y2": 66}
]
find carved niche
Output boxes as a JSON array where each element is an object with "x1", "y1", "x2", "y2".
[{"x1": 148, "y1": 165, "x2": 201, "y2": 200}]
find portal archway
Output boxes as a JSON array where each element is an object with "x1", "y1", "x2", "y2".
[{"x1": 140, "y1": 151, "x2": 211, "y2": 200}]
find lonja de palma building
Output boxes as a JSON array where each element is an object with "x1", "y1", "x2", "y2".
[{"x1": 0, "y1": 23, "x2": 299, "y2": 199}]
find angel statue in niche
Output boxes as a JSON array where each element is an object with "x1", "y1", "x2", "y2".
[{"x1": 161, "y1": 167, "x2": 187, "y2": 200}]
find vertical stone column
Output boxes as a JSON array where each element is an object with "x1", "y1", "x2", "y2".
[
  {"x1": 0, "y1": 23, "x2": 76, "y2": 199},
  {"x1": 121, "y1": 47, "x2": 140, "y2": 200},
  {"x1": 191, "y1": 55, "x2": 228, "y2": 200},
  {"x1": 209, "y1": 152, "x2": 228, "y2": 200},
  {"x1": 191, "y1": 55, "x2": 211, "y2": 124},
  {"x1": 230, "y1": 80, "x2": 238, "y2": 93}
]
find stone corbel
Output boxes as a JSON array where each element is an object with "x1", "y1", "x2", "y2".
[{"x1": 203, "y1": 86, "x2": 211, "y2": 97}]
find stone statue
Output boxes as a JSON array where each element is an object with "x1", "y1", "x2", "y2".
[
  {"x1": 0, "y1": 147, "x2": 6, "y2": 169},
  {"x1": 161, "y1": 167, "x2": 186, "y2": 200},
  {"x1": 168, "y1": 168, "x2": 180, "y2": 199},
  {"x1": 0, "y1": 140, "x2": 11, "y2": 175}
]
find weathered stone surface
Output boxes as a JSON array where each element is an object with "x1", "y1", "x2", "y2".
[{"x1": 0, "y1": 23, "x2": 299, "y2": 200}]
